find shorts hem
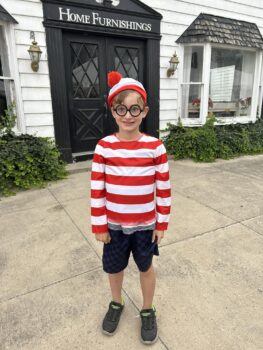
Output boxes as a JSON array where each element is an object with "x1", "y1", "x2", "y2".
[{"x1": 103, "y1": 263, "x2": 128, "y2": 274}]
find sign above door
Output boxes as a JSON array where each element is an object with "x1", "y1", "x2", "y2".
[
  {"x1": 41, "y1": 0, "x2": 162, "y2": 35},
  {"x1": 58, "y1": 7, "x2": 152, "y2": 31}
]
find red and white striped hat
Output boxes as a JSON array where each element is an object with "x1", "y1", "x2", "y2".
[{"x1": 107, "y1": 71, "x2": 147, "y2": 106}]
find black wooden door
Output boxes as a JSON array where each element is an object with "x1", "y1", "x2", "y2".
[
  {"x1": 106, "y1": 37, "x2": 145, "y2": 135},
  {"x1": 64, "y1": 33, "x2": 145, "y2": 154}
]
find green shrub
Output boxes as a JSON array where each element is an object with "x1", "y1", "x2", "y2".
[
  {"x1": 0, "y1": 102, "x2": 16, "y2": 136},
  {"x1": 0, "y1": 104, "x2": 67, "y2": 197},
  {"x1": 163, "y1": 117, "x2": 263, "y2": 162}
]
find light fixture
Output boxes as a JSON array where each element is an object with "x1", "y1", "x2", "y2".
[
  {"x1": 103, "y1": 0, "x2": 113, "y2": 6},
  {"x1": 167, "y1": 52, "x2": 179, "y2": 77},
  {"x1": 28, "y1": 31, "x2": 42, "y2": 72}
]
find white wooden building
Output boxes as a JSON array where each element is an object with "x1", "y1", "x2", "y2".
[{"x1": 1, "y1": 0, "x2": 263, "y2": 162}]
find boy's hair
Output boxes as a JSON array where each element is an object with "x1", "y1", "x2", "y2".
[
  {"x1": 112, "y1": 90, "x2": 146, "y2": 107},
  {"x1": 107, "y1": 71, "x2": 147, "y2": 106}
]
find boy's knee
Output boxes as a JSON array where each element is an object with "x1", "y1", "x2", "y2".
[{"x1": 139, "y1": 263, "x2": 153, "y2": 274}]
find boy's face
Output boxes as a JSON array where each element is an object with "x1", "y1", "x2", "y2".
[{"x1": 111, "y1": 91, "x2": 149, "y2": 134}]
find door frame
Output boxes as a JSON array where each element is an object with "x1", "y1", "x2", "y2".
[{"x1": 42, "y1": 0, "x2": 162, "y2": 162}]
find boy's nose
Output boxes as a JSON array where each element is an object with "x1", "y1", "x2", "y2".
[{"x1": 124, "y1": 111, "x2": 133, "y2": 119}]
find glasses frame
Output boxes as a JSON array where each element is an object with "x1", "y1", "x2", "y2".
[{"x1": 113, "y1": 104, "x2": 144, "y2": 117}]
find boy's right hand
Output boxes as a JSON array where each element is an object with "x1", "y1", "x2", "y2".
[{"x1": 95, "y1": 232, "x2": 111, "y2": 244}]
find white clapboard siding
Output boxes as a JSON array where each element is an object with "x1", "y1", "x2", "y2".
[
  {"x1": 16, "y1": 44, "x2": 47, "y2": 60},
  {"x1": 5, "y1": 0, "x2": 43, "y2": 17},
  {"x1": 161, "y1": 109, "x2": 178, "y2": 119},
  {"x1": 160, "y1": 10, "x2": 196, "y2": 26},
  {"x1": 161, "y1": 22, "x2": 187, "y2": 36},
  {"x1": 18, "y1": 59, "x2": 49, "y2": 75},
  {"x1": 15, "y1": 30, "x2": 47, "y2": 46},
  {"x1": 160, "y1": 78, "x2": 178, "y2": 90},
  {"x1": 26, "y1": 126, "x2": 55, "y2": 138},
  {"x1": 24, "y1": 101, "x2": 53, "y2": 114},
  {"x1": 20, "y1": 74, "x2": 50, "y2": 88},
  {"x1": 26, "y1": 114, "x2": 54, "y2": 126},
  {"x1": 160, "y1": 89, "x2": 178, "y2": 100},
  {"x1": 161, "y1": 34, "x2": 179, "y2": 48},
  {"x1": 144, "y1": 0, "x2": 263, "y2": 22},
  {"x1": 2, "y1": 0, "x2": 53, "y2": 136},
  {"x1": 10, "y1": 15, "x2": 46, "y2": 32},
  {"x1": 160, "y1": 99, "x2": 178, "y2": 110},
  {"x1": 161, "y1": 55, "x2": 175, "y2": 68},
  {"x1": 22, "y1": 88, "x2": 51, "y2": 101}
]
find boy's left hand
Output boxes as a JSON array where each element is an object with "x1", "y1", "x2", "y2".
[{"x1": 152, "y1": 230, "x2": 164, "y2": 244}]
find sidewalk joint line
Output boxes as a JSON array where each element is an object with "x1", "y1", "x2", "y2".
[
  {"x1": 160, "y1": 217, "x2": 263, "y2": 249},
  {"x1": 1, "y1": 266, "x2": 102, "y2": 305},
  {"x1": 240, "y1": 222, "x2": 263, "y2": 238},
  {"x1": 121, "y1": 289, "x2": 171, "y2": 350},
  {"x1": 174, "y1": 188, "x2": 239, "y2": 223},
  {"x1": 174, "y1": 187, "x2": 263, "y2": 226},
  {"x1": 47, "y1": 189, "x2": 102, "y2": 261},
  {"x1": 210, "y1": 166, "x2": 263, "y2": 183},
  {"x1": 159, "y1": 222, "x2": 237, "y2": 248}
]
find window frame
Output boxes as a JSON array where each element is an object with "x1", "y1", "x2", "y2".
[
  {"x1": 178, "y1": 42, "x2": 263, "y2": 126},
  {"x1": 0, "y1": 20, "x2": 25, "y2": 133}
]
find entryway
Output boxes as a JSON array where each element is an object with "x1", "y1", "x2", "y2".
[{"x1": 63, "y1": 33, "x2": 145, "y2": 156}]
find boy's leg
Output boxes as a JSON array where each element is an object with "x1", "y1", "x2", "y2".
[
  {"x1": 139, "y1": 264, "x2": 158, "y2": 344},
  {"x1": 140, "y1": 263, "x2": 156, "y2": 309},
  {"x1": 132, "y1": 231, "x2": 159, "y2": 344},
  {"x1": 101, "y1": 270, "x2": 125, "y2": 336},
  {"x1": 108, "y1": 270, "x2": 124, "y2": 304},
  {"x1": 102, "y1": 230, "x2": 130, "y2": 335}
]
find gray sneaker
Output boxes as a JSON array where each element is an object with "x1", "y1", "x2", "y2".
[
  {"x1": 140, "y1": 307, "x2": 158, "y2": 344},
  {"x1": 102, "y1": 301, "x2": 124, "y2": 335}
]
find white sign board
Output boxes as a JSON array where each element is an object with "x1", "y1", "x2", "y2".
[{"x1": 210, "y1": 65, "x2": 235, "y2": 102}]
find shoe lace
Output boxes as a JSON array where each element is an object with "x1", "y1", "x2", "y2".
[
  {"x1": 106, "y1": 304, "x2": 121, "y2": 323},
  {"x1": 140, "y1": 311, "x2": 155, "y2": 330}
]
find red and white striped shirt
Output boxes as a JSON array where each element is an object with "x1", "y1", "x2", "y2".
[{"x1": 90, "y1": 133, "x2": 171, "y2": 234}]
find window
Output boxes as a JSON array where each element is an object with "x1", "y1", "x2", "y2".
[
  {"x1": 180, "y1": 44, "x2": 262, "y2": 124},
  {"x1": 181, "y1": 46, "x2": 203, "y2": 120},
  {"x1": 0, "y1": 25, "x2": 15, "y2": 117},
  {"x1": 209, "y1": 48, "x2": 255, "y2": 118}
]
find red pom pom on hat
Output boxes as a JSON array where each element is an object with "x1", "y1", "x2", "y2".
[{"x1": 108, "y1": 71, "x2": 122, "y2": 88}]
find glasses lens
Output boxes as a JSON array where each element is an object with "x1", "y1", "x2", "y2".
[
  {"x1": 130, "y1": 105, "x2": 142, "y2": 117},
  {"x1": 116, "y1": 105, "x2": 127, "y2": 116}
]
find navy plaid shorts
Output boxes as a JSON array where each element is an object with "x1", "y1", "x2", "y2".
[{"x1": 102, "y1": 229, "x2": 159, "y2": 274}]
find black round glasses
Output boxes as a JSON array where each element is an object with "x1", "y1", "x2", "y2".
[{"x1": 113, "y1": 104, "x2": 144, "y2": 117}]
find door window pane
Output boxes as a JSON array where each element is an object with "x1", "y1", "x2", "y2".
[
  {"x1": 209, "y1": 48, "x2": 256, "y2": 117},
  {"x1": 71, "y1": 43, "x2": 100, "y2": 99},
  {"x1": 114, "y1": 47, "x2": 139, "y2": 79}
]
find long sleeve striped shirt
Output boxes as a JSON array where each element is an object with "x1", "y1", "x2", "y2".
[{"x1": 90, "y1": 133, "x2": 171, "y2": 234}]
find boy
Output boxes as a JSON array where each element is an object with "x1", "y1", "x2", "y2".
[{"x1": 90, "y1": 71, "x2": 171, "y2": 344}]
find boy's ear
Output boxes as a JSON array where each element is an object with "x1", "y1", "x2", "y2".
[
  {"x1": 142, "y1": 106, "x2": 149, "y2": 118},
  {"x1": 111, "y1": 106, "x2": 116, "y2": 117}
]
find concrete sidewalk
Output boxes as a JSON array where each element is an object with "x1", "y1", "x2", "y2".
[{"x1": 0, "y1": 155, "x2": 263, "y2": 350}]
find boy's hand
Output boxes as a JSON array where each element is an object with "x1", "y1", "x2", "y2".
[
  {"x1": 95, "y1": 232, "x2": 111, "y2": 244},
  {"x1": 152, "y1": 230, "x2": 164, "y2": 244}
]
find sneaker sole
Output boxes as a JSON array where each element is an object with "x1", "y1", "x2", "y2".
[
  {"x1": 140, "y1": 332, "x2": 158, "y2": 345},
  {"x1": 101, "y1": 328, "x2": 118, "y2": 336},
  {"x1": 101, "y1": 306, "x2": 124, "y2": 336}
]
